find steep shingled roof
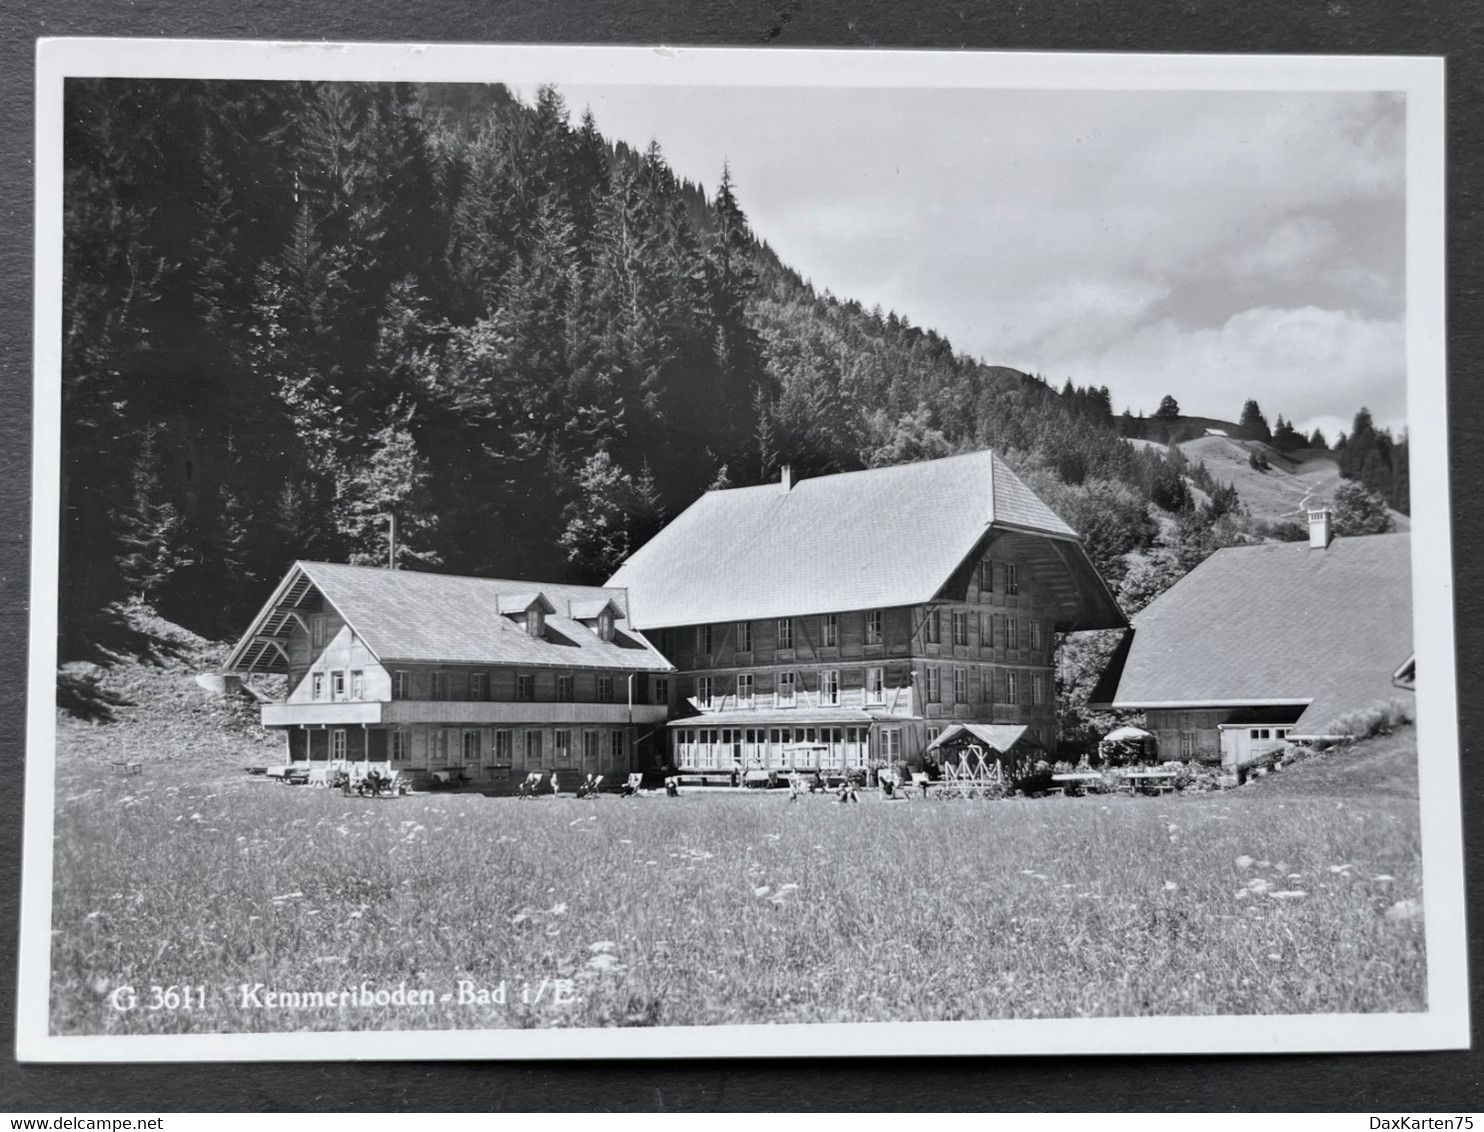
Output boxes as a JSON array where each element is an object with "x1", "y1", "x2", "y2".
[
  {"x1": 226, "y1": 562, "x2": 672, "y2": 673},
  {"x1": 1090, "y1": 533, "x2": 1413, "y2": 736},
  {"x1": 607, "y1": 450, "x2": 1122, "y2": 630}
]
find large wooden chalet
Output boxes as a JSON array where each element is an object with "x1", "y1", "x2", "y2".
[
  {"x1": 605, "y1": 451, "x2": 1127, "y2": 773},
  {"x1": 1090, "y1": 512, "x2": 1413, "y2": 772},
  {"x1": 225, "y1": 563, "x2": 674, "y2": 785}
]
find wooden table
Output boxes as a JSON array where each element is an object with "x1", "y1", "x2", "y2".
[
  {"x1": 1117, "y1": 769, "x2": 1179, "y2": 794},
  {"x1": 1049, "y1": 772, "x2": 1103, "y2": 796}
]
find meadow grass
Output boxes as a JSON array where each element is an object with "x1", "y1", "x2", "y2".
[{"x1": 49, "y1": 740, "x2": 1425, "y2": 1033}]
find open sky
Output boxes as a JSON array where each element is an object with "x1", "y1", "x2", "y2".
[{"x1": 552, "y1": 84, "x2": 1406, "y2": 442}]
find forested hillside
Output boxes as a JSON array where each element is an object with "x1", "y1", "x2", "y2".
[{"x1": 60, "y1": 79, "x2": 1402, "y2": 661}]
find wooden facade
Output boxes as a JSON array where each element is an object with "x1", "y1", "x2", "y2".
[
  {"x1": 1091, "y1": 525, "x2": 1413, "y2": 771},
  {"x1": 227, "y1": 563, "x2": 674, "y2": 786},
  {"x1": 607, "y1": 453, "x2": 1128, "y2": 774},
  {"x1": 1143, "y1": 706, "x2": 1303, "y2": 768},
  {"x1": 660, "y1": 538, "x2": 1060, "y2": 772}
]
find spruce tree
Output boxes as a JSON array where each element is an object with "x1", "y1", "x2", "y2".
[
  {"x1": 116, "y1": 428, "x2": 187, "y2": 604},
  {"x1": 335, "y1": 409, "x2": 441, "y2": 568},
  {"x1": 1239, "y1": 398, "x2": 1271, "y2": 441},
  {"x1": 558, "y1": 449, "x2": 665, "y2": 581}
]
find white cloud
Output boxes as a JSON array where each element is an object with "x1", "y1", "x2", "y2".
[
  {"x1": 559, "y1": 84, "x2": 1407, "y2": 430},
  {"x1": 1220, "y1": 215, "x2": 1339, "y2": 284},
  {"x1": 1024, "y1": 306, "x2": 1406, "y2": 430}
]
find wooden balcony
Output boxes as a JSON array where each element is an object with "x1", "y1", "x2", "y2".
[
  {"x1": 262, "y1": 702, "x2": 383, "y2": 727},
  {"x1": 262, "y1": 701, "x2": 668, "y2": 727},
  {"x1": 382, "y1": 701, "x2": 668, "y2": 726}
]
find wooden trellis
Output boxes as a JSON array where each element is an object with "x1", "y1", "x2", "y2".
[{"x1": 939, "y1": 744, "x2": 1004, "y2": 799}]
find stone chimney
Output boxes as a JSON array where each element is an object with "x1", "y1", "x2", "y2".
[
  {"x1": 1308, "y1": 508, "x2": 1333, "y2": 549},
  {"x1": 780, "y1": 464, "x2": 794, "y2": 492}
]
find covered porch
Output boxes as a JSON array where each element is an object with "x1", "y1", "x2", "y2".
[{"x1": 667, "y1": 708, "x2": 879, "y2": 772}]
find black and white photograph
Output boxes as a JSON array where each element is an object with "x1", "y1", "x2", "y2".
[{"x1": 17, "y1": 40, "x2": 1465, "y2": 1061}]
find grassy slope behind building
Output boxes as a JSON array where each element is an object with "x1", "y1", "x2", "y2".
[{"x1": 56, "y1": 606, "x2": 281, "y2": 771}]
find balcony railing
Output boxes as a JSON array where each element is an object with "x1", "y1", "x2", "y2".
[
  {"x1": 262, "y1": 700, "x2": 667, "y2": 727},
  {"x1": 383, "y1": 701, "x2": 667, "y2": 725}
]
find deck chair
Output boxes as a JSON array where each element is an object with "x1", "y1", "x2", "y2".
[
  {"x1": 619, "y1": 773, "x2": 644, "y2": 797},
  {"x1": 516, "y1": 771, "x2": 546, "y2": 799},
  {"x1": 911, "y1": 771, "x2": 931, "y2": 799}
]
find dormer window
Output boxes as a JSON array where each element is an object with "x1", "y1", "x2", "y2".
[
  {"x1": 501, "y1": 592, "x2": 554, "y2": 638},
  {"x1": 572, "y1": 598, "x2": 621, "y2": 643}
]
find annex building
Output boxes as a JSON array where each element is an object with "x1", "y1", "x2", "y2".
[
  {"x1": 1089, "y1": 512, "x2": 1413, "y2": 771},
  {"x1": 225, "y1": 562, "x2": 674, "y2": 785},
  {"x1": 605, "y1": 450, "x2": 1127, "y2": 773}
]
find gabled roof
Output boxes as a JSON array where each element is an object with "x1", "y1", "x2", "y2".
[
  {"x1": 927, "y1": 723, "x2": 1042, "y2": 753},
  {"x1": 1090, "y1": 533, "x2": 1413, "y2": 736},
  {"x1": 225, "y1": 562, "x2": 672, "y2": 674},
  {"x1": 569, "y1": 598, "x2": 622, "y2": 622},
  {"x1": 497, "y1": 592, "x2": 556, "y2": 615},
  {"x1": 606, "y1": 450, "x2": 1124, "y2": 631}
]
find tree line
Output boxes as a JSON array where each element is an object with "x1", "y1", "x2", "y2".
[{"x1": 63, "y1": 79, "x2": 1399, "y2": 660}]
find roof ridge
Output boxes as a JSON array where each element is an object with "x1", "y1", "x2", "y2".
[
  {"x1": 700, "y1": 449, "x2": 996, "y2": 497},
  {"x1": 298, "y1": 560, "x2": 627, "y2": 593}
]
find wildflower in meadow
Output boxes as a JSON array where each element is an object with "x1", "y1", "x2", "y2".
[{"x1": 1385, "y1": 899, "x2": 1422, "y2": 922}]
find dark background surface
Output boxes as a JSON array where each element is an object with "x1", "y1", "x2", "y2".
[{"x1": 1, "y1": 0, "x2": 1479, "y2": 1113}]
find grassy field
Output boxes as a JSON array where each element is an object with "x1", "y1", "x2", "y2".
[{"x1": 49, "y1": 728, "x2": 1426, "y2": 1033}]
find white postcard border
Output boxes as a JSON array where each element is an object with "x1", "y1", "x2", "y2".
[{"x1": 18, "y1": 38, "x2": 1465, "y2": 1062}]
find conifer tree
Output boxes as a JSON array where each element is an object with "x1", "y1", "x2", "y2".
[
  {"x1": 559, "y1": 449, "x2": 665, "y2": 581},
  {"x1": 335, "y1": 408, "x2": 441, "y2": 568},
  {"x1": 116, "y1": 428, "x2": 187, "y2": 603},
  {"x1": 1239, "y1": 398, "x2": 1271, "y2": 441}
]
